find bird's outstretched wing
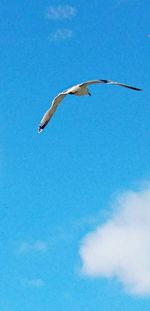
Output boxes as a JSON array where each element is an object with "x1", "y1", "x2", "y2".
[
  {"x1": 79, "y1": 79, "x2": 142, "y2": 91},
  {"x1": 105, "y1": 80, "x2": 142, "y2": 91},
  {"x1": 38, "y1": 92, "x2": 66, "y2": 133},
  {"x1": 79, "y1": 79, "x2": 108, "y2": 87}
]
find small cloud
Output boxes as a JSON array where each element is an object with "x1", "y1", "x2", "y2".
[
  {"x1": 26, "y1": 278, "x2": 44, "y2": 288},
  {"x1": 46, "y1": 5, "x2": 76, "y2": 20},
  {"x1": 50, "y1": 28, "x2": 73, "y2": 41},
  {"x1": 33, "y1": 240, "x2": 48, "y2": 251},
  {"x1": 79, "y1": 183, "x2": 150, "y2": 296},
  {"x1": 18, "y1": 240, "x2": 48, "y2": 254}
]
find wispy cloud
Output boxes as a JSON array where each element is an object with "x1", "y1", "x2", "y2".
[
  {"x1": 80, "y1": 183, "x2": 150, "y2": 296},
  {"x1": 47, "y1": 5, "x2": 76, "y2": 20},
  {"x1": 26, "y1": 278, "x2": 44, "y2": 288},
  {"x1": 18, "y1": 240, "x2": 48, "y2": 254},
  {"x1": 50, "y1": 28, "x2": 73, "y2": 41}
]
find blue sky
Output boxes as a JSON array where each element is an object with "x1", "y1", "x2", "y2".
[{"x1": 1, "y1": 0, "x2": 150, "y2": 310}]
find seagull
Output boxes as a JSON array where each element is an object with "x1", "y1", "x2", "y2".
[{"x1": 38, "y1": 79, "x2": 142, "y2": 133}]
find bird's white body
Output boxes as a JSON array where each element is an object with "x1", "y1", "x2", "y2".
[
  {"x1": 38, "y1": 79, "x2": 141, "y2": 133},
  {"x1": 65, "y1": 84, "x2": 89, "y2": 96}
]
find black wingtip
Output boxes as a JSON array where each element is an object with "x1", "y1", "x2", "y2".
[
  {"x1": 38, "y1": 124, "x2": 45, "y2": 133},
  {"x1": 38, "y1": 120, "x2": 49, "y2": 133},
  {"x1": 125, "y1": 86, "x2": 142, "y2": 91},
  {"x1": 135, "y1": 88, "x2": 142, "y2": 91},
  {"x1": 99, "y1": 79, "x2": 108, "y2": 83},
  {"x1": 38, "y1": 126, "x2": 43, "y2": 133}
]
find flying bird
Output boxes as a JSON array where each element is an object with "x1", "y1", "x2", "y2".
[{"x1": 38, "y1": 79, "x2": 142, "y2": 133}]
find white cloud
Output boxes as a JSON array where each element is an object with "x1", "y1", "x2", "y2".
[
  {"x1": 79, "y1": 184, "x2": 150, "y2": 296},
  {"x1": 18, "y1": 240, "x2": 48, "y2": 254},
  {"x1": 47, "y1": 5, "x2": 76, "y2": 20},
  {"x1": 50, "y1": 28, "x2": 73, "y2": 41},
  {"x1": 26, "y1": 278, "x2": 44, "y2": 288}
]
